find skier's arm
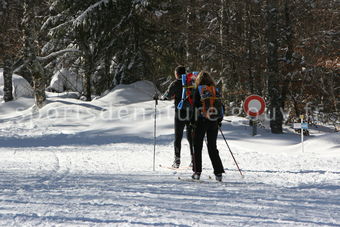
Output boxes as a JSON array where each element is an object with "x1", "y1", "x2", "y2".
[
  {"x1": 217, "y1": 90, "x2": 224, "y2": 126},
  {"x1": 161, "y1": 81, "x2": 177, "y2": 100}
]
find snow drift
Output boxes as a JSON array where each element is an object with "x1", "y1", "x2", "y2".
[
  {"x1": 96, "y1": 80, "x2": 158, "y2": 105},
  {"x1": 47, "y1": 68, "x2": 83, "y2": 93}
]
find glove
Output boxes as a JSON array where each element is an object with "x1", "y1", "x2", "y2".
[
  {"x1": 218, "y1": 121, "x2": 222, "y2": 128},
  {"x1": 190, "y1": 121, "x2": 197, "y2": 129},
  {"x1": 153, "y1": 93, "x2": 159, "y2": 101}
]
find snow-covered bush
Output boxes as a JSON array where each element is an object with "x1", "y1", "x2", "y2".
[{"x1": 47, "y1": 68, "x2": 83, "y2": 93}]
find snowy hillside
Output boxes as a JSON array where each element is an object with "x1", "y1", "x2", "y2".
[{"x1": 0, "y1": 82, "x2": 339, "y2": 226}]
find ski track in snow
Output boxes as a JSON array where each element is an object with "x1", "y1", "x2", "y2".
[
  {"x1": 0, "y1": 87, "x2": 339, "y2": 226},
  {"x1": 0, "y1": 142, "x2": 339, "y2": 227},
  {"x1": 0, "y1": 171, "x2": 339, "y2": 227}
]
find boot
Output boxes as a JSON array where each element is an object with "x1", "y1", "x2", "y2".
[
  {"x1": 215, "y1": 173, "x2": 222, "y2": 182},
  {"x1": 172, "y1": 157, "x2": 180, "y2": 168},
  {"x1": 191, "y1": 172, "x2": 201, "y2": 180}
]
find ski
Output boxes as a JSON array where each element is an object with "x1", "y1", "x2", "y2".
[
  {"x1": 159, "y1": 164, "x2": 191, "y2": 171},
  {"x1": 177, "y1": 176, "x2": 207, "y2": 183},
  {"x1": 178, "y1": 176, "x2": 227, "y2": 184}
]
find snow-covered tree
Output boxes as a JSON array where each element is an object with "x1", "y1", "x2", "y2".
[
  {"x1": 10, "y1": 0, "x2": 336, "y2": 126},
  {"x1": 43, "y1": 0, "x2": 160, "y2": 100}
]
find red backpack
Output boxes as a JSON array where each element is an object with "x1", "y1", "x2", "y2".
[{"x1": 177, "y1": 72, "x2": 198, "y2": 110}]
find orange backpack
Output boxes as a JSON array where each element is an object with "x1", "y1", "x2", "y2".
[{"x1": 198, "y1": 85, "x2": 224, "y2": 120}]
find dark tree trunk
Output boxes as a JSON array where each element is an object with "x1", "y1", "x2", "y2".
[
  {"x1": 266, "y1": 0, "x2": 283, "y2": 133},
  {"x1": 246, "y1": 0, "x2": 254, "y2": 93},
  {"x1": 83, "y1": 55, "x2": 93, "y2": 101},
  {"x1": 83, "y1": 73, "x2": 92, "y2": 101},
  {"x1": 1, "y1": 0, "x2": 22, "y2": 103},
  {"x1": 32, "y1": 60, "x2": 46, "y2": 108},
  {"x1": 76, "y1": 23, "x2": 93, "y2": 101},
  {"x1": 185, "y1": 0, "x2": 197, "y2": 70},
  {"x1": 3, "y1": 58, "x2": 14, "y2": 102},
  {"x1": 104, "y1": 55, "x2": 111, "y2": 91},
  {"x1": 23, "y1": 0, "x2": 46, "y2": 108},
  {"x1": 219, "y1": 0, "x2": 226, "y2": 76},
  {"x1": 281, "y1": 0, "x2": 294, "y2": 112}
]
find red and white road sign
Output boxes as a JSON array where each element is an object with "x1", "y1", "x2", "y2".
[{"x1": 243, "y1": 95, "x2": 266, "y2": 117}]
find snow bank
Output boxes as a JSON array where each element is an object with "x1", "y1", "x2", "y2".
[
  {"x1": 305, "y1": 132, "x2": 340, "y2": 152},
  {"x1": 0, "y1": 70, "x2": 34, "y2": 100},
  {"x1": 0, "y1": 97, "x2": 35, "y2": 116},
  {"x1": 47, "y1": 68, "x2": 83, "y2": 93},
  {"x1": 96, "y1": 80, "x2": 157, "y2": 105}
]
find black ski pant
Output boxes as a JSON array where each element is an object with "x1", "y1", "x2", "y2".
[
  {"x1": 174, "y1": 117, "x2": 193, "y2": 161},
  {"x1": 192, "y1": 118, "x2": 225, "y2": 175}
]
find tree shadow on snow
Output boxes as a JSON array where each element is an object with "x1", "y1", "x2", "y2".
[{"x1": 0, "y1": 130, "x2": 174, "y2": 148}]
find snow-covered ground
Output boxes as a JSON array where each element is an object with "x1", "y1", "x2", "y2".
[{"x1": 0, "y1": 81, "x2": 339, "y2": 226}]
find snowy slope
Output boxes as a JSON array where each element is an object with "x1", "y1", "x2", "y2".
[{"x1": 0, "y1": 81, "x2": 339, "y2": 226}]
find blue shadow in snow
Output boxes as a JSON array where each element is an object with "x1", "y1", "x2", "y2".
[
  {"x1": 0, "y1": 130, "x2": 174, "y2": 148},
  {"x1": 51, "y1": 100, "x2": 107, "y2": 112}
]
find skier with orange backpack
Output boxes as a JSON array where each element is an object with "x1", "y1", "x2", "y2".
[{"x1": 190, "y1": 71, "x2": 225, "y2": 181}]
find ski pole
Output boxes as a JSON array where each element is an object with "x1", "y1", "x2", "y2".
[
  {"x1": 190, "y1": 123, "x2": 197, "y2": 171},
  {"x1": 153, "y1": 93, "x2": 158, "y2": 171},
  {"x1": 219, "y1": 127, "x2": 243, "y2": 177}
]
